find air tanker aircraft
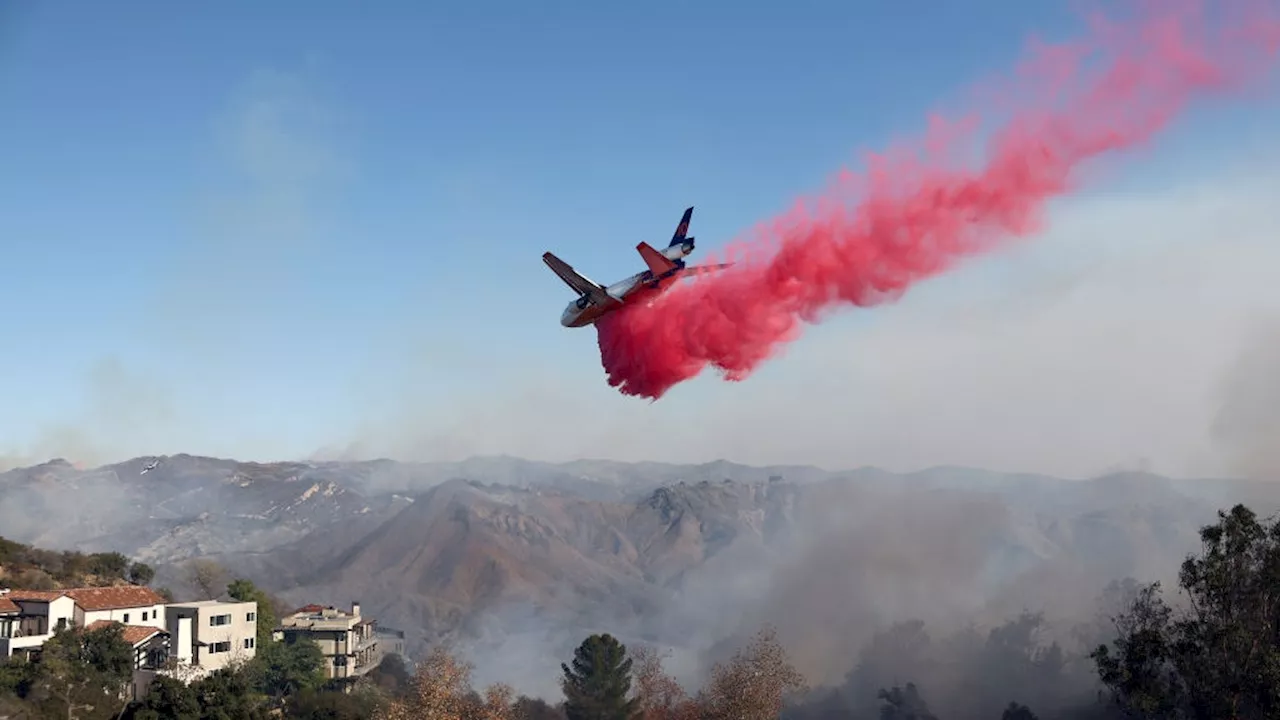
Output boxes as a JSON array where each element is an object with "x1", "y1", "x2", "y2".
[{"x1": 544, "y1": 207, "x2": 733, "y2": 328}]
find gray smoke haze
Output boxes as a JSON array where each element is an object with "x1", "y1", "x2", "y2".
[{"x1": 1211, "y1": 316, "x2": 1280, "y2": 482}]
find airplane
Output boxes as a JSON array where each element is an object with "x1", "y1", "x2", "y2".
[
  {"x1": 140, "y1": 458, "x2": 161, "y2": 475},
  {"x1": 544, "y1": 206, "x2": 733, "y2": 328}
]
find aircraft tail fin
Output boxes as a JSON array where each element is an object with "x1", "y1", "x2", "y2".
[
  {"x1": 667, "y1": 206, "x2": 694, "y2": 248},
  {"x1": 636, "y1": 242, "x2": 678, "y2": 276}
]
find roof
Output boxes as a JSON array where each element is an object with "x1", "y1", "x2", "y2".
[
  {"x1": 64, "y1": 586, "x2": 166, "y2": 611},
  {"x1": 168, "y1": 599, "x2": 247, "y2": 609},
  {"x1": 4, "y1": 590, "x2": 66, "y2": 602},
  {"x1": 84, "y1": 620, "x2": 166, "y2": 646},
  {"x1": 293, "y1": 604, "x2": 325, "y2": 614},
  {"x1": 0, "y1": 598, "x2": 19, "y2": 614}
]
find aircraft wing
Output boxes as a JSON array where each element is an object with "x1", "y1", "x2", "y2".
[
  {"x1": 636, "y1": 242, "x2": 678, "y2": 276},
  {"x1": 675, "y1": 262, "x2": 735, "y2": 281},
  {"x1": 542, "y1": 252, "x2": 619, "y2": 306}
]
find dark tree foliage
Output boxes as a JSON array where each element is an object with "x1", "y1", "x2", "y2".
[
  {"x1": 127, "y1": 562, "x2": 156, "y2": 586},
  {"x1": 561, "y1": 634, "x2": 640, "y2": 720},
  {"x1": 877, "y1": 682, "x2": 938, "y2": 720},
  {"x1": 0, "y1": 535, "x2": 149, "y2": 588},
  {"x1": 516, "y1": 695, "x2": 569, "y2": 720},
  {"x1": 249, "y1": 635, "x2": 328, "y2": 700},
  {"x1": 1092, "y1": 503, "x2": 1280, "y2": 719},
  {"x1": 284, "y1": 686, "x2": 378, "y2": 719},
  {"x1": 1001, "y1": 701, "x2": 1041, "y2": 720},
  {"x1": 125, "y1": 675, "x2": 201, "y2": 720}
]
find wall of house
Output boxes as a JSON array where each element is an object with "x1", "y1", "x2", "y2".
[
  {"x1": 192, "y1": 601, "x2": 258, "y2": 672},
  {"x1": 79, "y1": 603, "x2": 166, "y2": 629}
]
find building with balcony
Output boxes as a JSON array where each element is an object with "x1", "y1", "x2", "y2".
[{"x1": 274, "y1": 602, "x2": 383, "y2": 687}]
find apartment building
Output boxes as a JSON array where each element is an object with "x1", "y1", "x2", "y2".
[
  {"x1": 0, "y1": 586, "x2": 166, "y2": 659},
  {"x1": 165, "y1": 599, "x2": 259, "y2": 675},
  {"x1": 275, "y1": 603, "x2": 383, "y2": 685}
]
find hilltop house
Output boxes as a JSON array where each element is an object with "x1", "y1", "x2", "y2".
[
  {"x1": 274, "y1": 603, "x2": 384, "y2": 687},
  {"x1": 0, "y1": 585, "x2": 166, "y2": 660},
  {"x1": 164, "y1": 599, "x2": 259, "y2": 677}
]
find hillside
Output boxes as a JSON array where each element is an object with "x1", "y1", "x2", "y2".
[
  {"x1": 4, "y1": 454, "x2": 1280, "y2": 695},
  {"x1": 0, "y1": 534, "x2": 161, "y2": 595}
]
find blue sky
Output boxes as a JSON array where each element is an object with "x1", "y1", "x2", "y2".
[{"x1": 3, "y1": 0, "x2": 1279, "y2": 471}]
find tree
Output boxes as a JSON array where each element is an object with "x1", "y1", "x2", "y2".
[
  {"x1": 227, "y1": 577, "x2": 278, "y2": 646},
  {"x1": 189, "y1": 667, "x2": 270, "y2": 720},
  {"x1": 630, "y1": 645, "x2": 695, "y2": 720},
  {"x1": 87, "y1": 551, "x2": 131, "y2": 580},
  {"x1": 375, "y1": 645, "x2": 475, "y2": 720},
  {"x1": 126, "y1": 675, "x2": 200, "y2": 720},
  {"x1": 127, "y1": 562, "x2": 155, "y2": 586},
  {"x1": 561, "y1": 634, "x2": 639, "y2": 720},
  {"x1": 183, "y1": 559, "x2": 228, "y2": 600},
  {"x1": 473, "y1": 682, "x2": 517, "y2": 720},
  {"x1": 249, "y1": 636, "x2": 326, "y2": 700},
  {"x1": 1001, "y1": 702, "x2": 1041, "y2": 720},
  {"x1": 33, "y1": 623, "x2": 134, "y2": 719},
  {"x1": 696, "y1": 626, "x2": 806, "y2": 720},
  {"x1": 1092, "y1": 503, "x2": 1280, "y2": 718},
  {"x1": 285, "y1": 686, "x2": 379, "y2": 720},
  {"x1": 513, "y1": 696, "x2": 566, "y2": 720},
  {"x1": 877, "y1": 682, "x2": 938, "y2": 720}
]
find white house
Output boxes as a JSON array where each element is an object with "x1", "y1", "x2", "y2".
[
  {"x1": 165, "y1": 599, "x2": 259, "y2": 677},
  {"x1": 0, "y1": 589, "x2": 78, "y2": 659},
  {"x1": 0, "y1": 585, "x2": 167, "y2": 659}
]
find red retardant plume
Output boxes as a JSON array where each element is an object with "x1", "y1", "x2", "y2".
[{"x1": 596, "y1": 0, "x2": 1280, "y2": 400}]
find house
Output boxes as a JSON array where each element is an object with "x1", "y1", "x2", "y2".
[
  {"x1": 164, "y1": 599, "x2": 258, "y2": 677},
  {"x1": 0, "y1": 585, "x2": 166, "y2": 659},
  {"x1": 64, "y1": 586, "x2": 167, "y2": 630},
  {"x1": 0, "y1": 589, "x2": 81, "y2": 659},
  {"x1": 274, "y1": 602, "x2": 383, "y2": 686},
  {"x1": 0, "y1": 585, "x2": 172, "y2": 700},
  {"x1": 82, "y1": 619, "x2": 172, "y2": 701}
]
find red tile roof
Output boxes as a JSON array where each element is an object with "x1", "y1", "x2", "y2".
[
  {"x1": 84, "y1": 620, "x2": 165, "y2": 646},
  {"x1": 0, "y1": 597, "x2": 19, "y2": 614},
  {"x1": 4, "y1": 590, "x2": 66, "y2": 602},
  {"x1": 293, "y1": 604, "x2": 325, "y2": 614},
  {"x1": 64, "y1": 586, "x2": 166, "y2": 611}
]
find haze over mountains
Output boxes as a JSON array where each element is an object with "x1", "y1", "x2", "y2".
[{"x1": 3, "y1": 453, "x2": 1279, "y2": 697}]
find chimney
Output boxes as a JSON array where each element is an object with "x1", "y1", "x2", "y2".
[{"x1": 351, "y1": 602, "x2": 360, "y2": 618}]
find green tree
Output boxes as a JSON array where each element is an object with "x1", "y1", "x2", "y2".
[
  {"x1": 561, "y1": 634, "x2": 639, "y2": 720},
  {"x1": 226, "y1": 578, "x2": 278, "y2": 646},
  {"x1": 88, "y1": 551, "x2": 131, "y2": 580},
  {"x1": 127, "y1": 562, "x2": 156, "y2": 586},
  {"x1": 1092, "y1": 503, "x2": 1280, "y2": 719},
  {"x1": 125, "y1": 675, "x2": 200, "y2": 720},
  {"x1": 285, "y1": 686, "x2": 379, "y2": 719},
  {"x1": 33, "y1": 623, "x2": 134, "y2": 719},
  {"x1": 250, "y1": 636, "x2": 327, "y2": 700},
  {"x1": 190, "y1": 667, "x2": 270, "y2": 720}
]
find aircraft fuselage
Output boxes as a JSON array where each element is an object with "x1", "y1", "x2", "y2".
[{"x1": 559, "y1": 243, "x2": 692, "y2": 327}]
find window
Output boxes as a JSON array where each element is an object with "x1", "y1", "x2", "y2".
[
  {"x1": 141, "y1": 611, "x2": 148, "y2": 621},
  {"x1": 333, "y1": 655, "x2": 347, "y2": 667},
  {"x1": 210, "y1": 642, "x2": 231, "y2": 653},
  {"x1": 246, "y1": 612, "x2": 256, "y2": 622},
  {"x1": 244, "y1": 638, "x2": 255, "y2": 649},
  {"x1": 210, "y1": 614, "x2": 231, "y2": 626},
  {"x1": 122, "y1": 613, "x2": 130, "y2": 623}
]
